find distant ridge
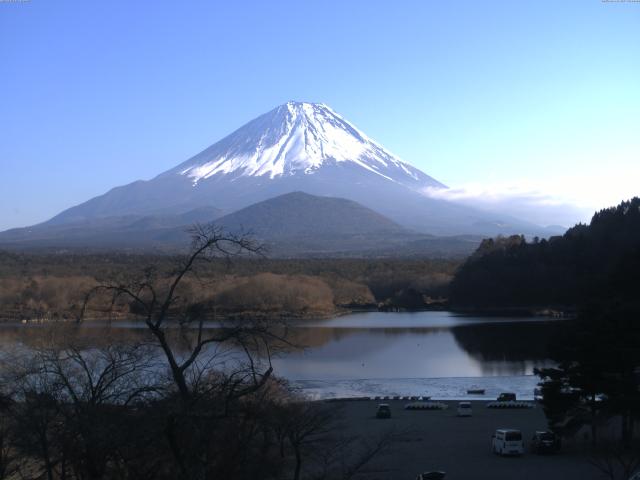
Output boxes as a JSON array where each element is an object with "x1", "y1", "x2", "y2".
[
  {"x1": 0, "y1": 192, "x2": 481, "y2": 257},
  {"x1": 215, "y1": 191, "x2": 406, "y2": 238}
]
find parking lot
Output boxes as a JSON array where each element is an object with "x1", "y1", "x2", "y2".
[{"x1": 336, "y1": 400, "x2": 597, "y2": 480}]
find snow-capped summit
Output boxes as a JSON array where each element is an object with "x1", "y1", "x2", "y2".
[{"x1": 171, "y1": 101, "x2": 443, "y2": 190}]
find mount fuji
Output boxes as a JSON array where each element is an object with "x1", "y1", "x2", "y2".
[
  {"x1": 0, "y1": 101, "x2": 553, "y2": 252},
  {"x1": 176, "y1": 102, "x2": 441, "y2": 188}
]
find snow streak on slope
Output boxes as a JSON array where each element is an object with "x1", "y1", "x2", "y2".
[{"x1": 175, "y1": 102, "x2": 441, "y2": 189}]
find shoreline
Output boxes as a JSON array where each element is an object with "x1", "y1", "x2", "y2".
[
  {"x1": 449, "y1": 305, "x2": 577, "y2": 318},
  {"x1": 0, "y1": 304, "x2": 578, "y2": 324},
  {"x1": 291, "y1": 374, "x2": 541, "y2": 402}
]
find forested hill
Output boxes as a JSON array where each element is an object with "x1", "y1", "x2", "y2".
[{"x1": 450, "y1": 197, "x2": 640, "y2": 310}]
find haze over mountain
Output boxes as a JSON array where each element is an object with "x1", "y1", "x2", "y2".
[
  {"x1": 0, "y1": 207, "x2": 223, "y2": 249},
  {"x1": 0, "y1": 192, "x2": 480, "y2": 257},
  {"x1": 0, "y1": 101, "x2": 559, "y2": 253}
]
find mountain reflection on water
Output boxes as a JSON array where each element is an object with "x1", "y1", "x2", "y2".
[{"x1": 0, "y1": 311, "x2": 568, "y2": 382}]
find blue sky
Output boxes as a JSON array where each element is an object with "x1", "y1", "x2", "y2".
[{"x1": 1, "y1": 0, "x2": 639, "y2": 230}]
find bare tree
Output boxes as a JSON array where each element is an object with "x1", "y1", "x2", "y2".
[
  {"x1": 80, "y1": 224, "x2": 282, "y2": 403},
  {"x1": 79, "y1": 224, "x2": 293, "y2": 480},
  {"x1": 311, "y1": 427, "x2": 401, "y2": 480},
  {"x1": 269, "y1": 398, "x2": 402, "y2": 480},
  {"x1": 0, "y1": 396, "x2": 18, "y2": 480},
  {"x1": 2, "y1": 335, "x2": 160, "y2": 480},
  {"x1": 589, "y1": 439, "x2": 640, "y2": 480},
  {"x1": 273, "y1": 401, "x2": 337, "y2": 480}
]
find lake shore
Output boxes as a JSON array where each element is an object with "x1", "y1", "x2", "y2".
[
  {"x1": 450, "y1": 306, "x2": 577, "y2": 318},
  {"x1": 0, "y1": 304, "x2": 464, "y2": 324},
  {"x1": 291, "y1": 375, "x2": 541, "y2": 401}
]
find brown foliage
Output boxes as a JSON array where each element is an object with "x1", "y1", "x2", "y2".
[
  {"x1": 0, "y1": 275, "x2": 97, "y2": 319},
  {"x1": 215, "y1": 273, "x2": 335, "y2": 314},
  {"x1": 0, "y1": 253, "x2": 459, "y2": 320}
]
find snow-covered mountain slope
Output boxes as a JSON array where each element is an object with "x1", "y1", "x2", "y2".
[
  {"x1": 170, "y1": 102, "x2": 443, "y2": 190},
  {"x1": 25, "y1": 101, "x2": 549, "y2": 238}
]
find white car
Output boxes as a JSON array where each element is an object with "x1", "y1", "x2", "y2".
[
  {"x1": 456, "y1": 401, "x2": 472, "y2": 417},
  {"x1": 492, "y1": 429, "x2": 524, "y2": 456}
]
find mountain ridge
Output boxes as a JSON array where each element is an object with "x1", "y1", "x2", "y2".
[{"x1": 8, "y1": 101, "x2": 554, "y2": 238}]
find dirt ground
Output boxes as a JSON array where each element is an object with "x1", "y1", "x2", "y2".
[{"x1": 333, "y1": 400, "x2": 600, "y2": 480}]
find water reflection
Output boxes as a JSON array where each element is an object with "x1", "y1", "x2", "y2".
[{"x1": 0, "y1": 312, "x2": 567, "y2": 382}]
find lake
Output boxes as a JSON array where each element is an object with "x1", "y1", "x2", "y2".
[{"x1": 0, "y1": 311, "x2": 567, "y2": 400}]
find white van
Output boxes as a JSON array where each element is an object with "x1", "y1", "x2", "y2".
[
  {"x1": 456, "y1": 401, "x2": 472, "y2": 417},
  {"x1": 492, "y1": 429, "x2": 524, "y2": 456}
]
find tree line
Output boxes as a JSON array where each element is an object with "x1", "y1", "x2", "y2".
[
  {"x1": 0, "y1": 252, "x2": 458, "y2": 321},
  {"x1": 450, "y1": 197, "x2": 640, "y2": 311}
]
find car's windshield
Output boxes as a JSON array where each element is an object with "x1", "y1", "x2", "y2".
[
  {"x1": 505, "y1": 432, "x2": 522, "y2": 441},
  {"x1": 540, "y1": 433, "x2": 555, "y2": 441}
]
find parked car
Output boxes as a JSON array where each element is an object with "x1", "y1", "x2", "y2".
[
  {"x1": 376, "y1": 403, "x2": 391, "y2": 419},
  {"x1": 496, "y1": 392, "x2": 517, "y2": 402},
  {"x1": 467, "y1": 388, "x2": 485, "y2": 395},
  {"x1": 457, "y1": 401, "x2": 472, "y2": 417},
  {"x1": 492, "y1": 429, "x2": 524, "y2": 456},
  {"x1": 531, "y1": 430, "x2": 560, "y2": 454},
  {"x1": 416, "y1": 472, "x2": 446, "y2": 480}
]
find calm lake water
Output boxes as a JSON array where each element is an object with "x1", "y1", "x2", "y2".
[{"x1": 0, "y1": 311, "x2": 567, "y2": 399}]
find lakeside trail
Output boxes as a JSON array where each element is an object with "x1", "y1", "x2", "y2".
[{"x1": 332, "y1": 399, "x2": 594, "y2": 480}]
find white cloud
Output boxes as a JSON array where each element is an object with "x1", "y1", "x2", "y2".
[
  {"x1": 420, "y1": 145, "x2": 640, "y2": 228},
  {"x1": 421, "y1": 173, "x2": 638, "y2": 227}
]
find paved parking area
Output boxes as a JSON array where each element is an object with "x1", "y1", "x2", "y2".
[{"x1": 335, "y1": 400, "x2": 597, "y2": 480}]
